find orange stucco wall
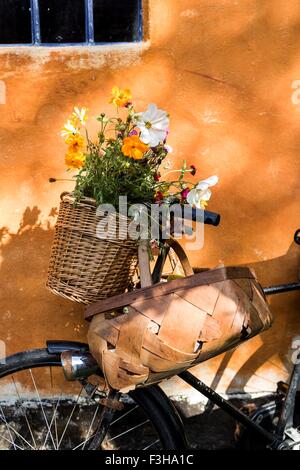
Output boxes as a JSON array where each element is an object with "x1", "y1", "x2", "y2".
[{"x1": 0, "y1": 0, "x2": 299, "y2": 398}]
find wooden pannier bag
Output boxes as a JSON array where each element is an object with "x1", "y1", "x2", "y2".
[{"x1": 85, "y1": 266, "x2": 273, "y2": 392}]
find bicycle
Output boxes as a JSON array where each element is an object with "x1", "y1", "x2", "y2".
[{"x1": 0, "y1": 210, "x2": 299, "y2": 451}]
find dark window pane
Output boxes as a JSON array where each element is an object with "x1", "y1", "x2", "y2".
[
  {"x1": 94, "y1": 0, "x2": 140, "y2": 43},
  {"x1": 0, "y1": 0, "x2": 32, "y2": 44},
  {"x1": 39, "y1": 0, "x2": 85, "y2": 43}
]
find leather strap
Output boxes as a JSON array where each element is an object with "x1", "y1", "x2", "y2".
[{"x1": 85, "y1": 266, "x2": 256, "y2": 320}]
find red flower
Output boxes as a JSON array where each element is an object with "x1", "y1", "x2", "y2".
[
  {"x1": 155, "y1": 191, "x2": 164, "y2": 202},
  {"x1": 181, "y1": 188, "x2": 190, "y2": 202},
  {"x1": 154, "y1": 172, "x2": 161, "y2": 181}
]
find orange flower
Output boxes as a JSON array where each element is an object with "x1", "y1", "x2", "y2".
[
  {"x1": 110, "y1": 86, "x2": 132, "y2": 107},
  {"x1": 65, "y1": 151, "x2": 85, "y2": 170},
  {"x1": 65, "y1": 134, "x2": 85, "y2": 153},
  {"x1": 122, "y1": 135, "x2": 149, "y2": 160}
]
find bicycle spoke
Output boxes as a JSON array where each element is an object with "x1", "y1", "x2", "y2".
[
  {"x1": 41, "y1": 395, "x2": 62, "y2": 450},
  {"x1": 29, "y1": 369, "x2": 57, "y2": 450},
  {"x1": 0, "y1": 431, "x2": 24, "y2": 451},
  {"x1": 143, "y1": 439, "x2": 159, "y2": 450},
  {"x1": 0, "y1": 406, "x2": 34, "y2": 450},
  {"x1": 11, "y1": 375, "x2": 37, "y2": 449},
  {"x1": 0, "y1": 405, "x2": 18, "y2": 450},
  {"x1": 81, "y1": 403, "x2": 100, "y2": 450},
  {"x1": 57, "y1": 385, "x2": 84, "y2": 449},
  {"x1": 108, "y1": 419, "x2": 150, "y2": 442},
  {"x1": 110, "y1": 405, "x2": 139, "y2": 426},
  {"x1": 72, "y1": 406, "x2": 104, "y2": 452},
  {"x1": 47, "y1": 367, "x2": 60, "y2": 450},
  {"x1": 87, "y1": 397, "x2": 117, "y2": 450},
  {"x1": 72, "y1": 434, "x2": 95, "y2": 450}
]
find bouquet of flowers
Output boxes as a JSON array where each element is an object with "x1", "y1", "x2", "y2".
[
  {"x1": 52, "y1": 86, "x2": 218, "y2": 210},
  {"x1": 47, "y1": 87, "x2": 218, "y2": 305}
]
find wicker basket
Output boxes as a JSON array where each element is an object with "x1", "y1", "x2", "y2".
[
  {"x1": 86, "y1": 266, "x2": 273, "y2": 391},
  {"x1": 47, "y1": 193, "x2": 138, "y2": 304}
]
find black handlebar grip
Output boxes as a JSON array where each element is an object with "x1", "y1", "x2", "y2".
[
  {"x1": 203, "y1": 210, "x2": 221, "y2": 226},
  {"x1": 294, "y1": 229, "x2": 300, "y2": 246},
  {"x1": 173, "y1": 206, "x2": 221, "y2": 226},
  {"x1": 191, "y1": 208, "x2": 220, "y2": 226},
  {"x1": 151, "y1": 203, "x2": 221, "y2": 227}
]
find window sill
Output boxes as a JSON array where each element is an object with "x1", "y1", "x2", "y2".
[
  {"x1": 0, "y1": 41, "x2": 150, "y2": 51},
  {"x1": 0, "y1": 41, "x2": 151, "y2": 71}
]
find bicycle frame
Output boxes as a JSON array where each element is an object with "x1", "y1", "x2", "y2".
[{"x1": 151, "y1": 240, "x2": 300, "y2": 449}]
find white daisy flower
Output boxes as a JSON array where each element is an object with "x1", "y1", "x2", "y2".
[
  {"x1": 187, "y1": 176, "x2": 219, "y2": 209},
  {"x1": 72, "y1": 107, "x2": 88, "y2": 126},
  {"x1": 134, "y1": 104, "x2": 169, "y2": 147},
  {"x1": 60, "y1": 120, "x2": 79, "y2": 139}
]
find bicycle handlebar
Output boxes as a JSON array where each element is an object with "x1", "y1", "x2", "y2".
[
  {"x1": 201, "y1": 209, "x2": 221, "y2": 226},
  {"x1": 144, "y1": 203, "x2": 221, "y2": 227},
  {"x1": 168, "y1": 205, "x2": 221, "y2": 226}
]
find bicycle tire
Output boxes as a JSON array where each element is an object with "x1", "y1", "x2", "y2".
[{"x1": 0, "y1": 348, "x2": 187, "y2": 450}]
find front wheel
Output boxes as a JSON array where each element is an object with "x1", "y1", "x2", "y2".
[{"x1": 0, "y1": 348, "x2": 187, "y2": 450}]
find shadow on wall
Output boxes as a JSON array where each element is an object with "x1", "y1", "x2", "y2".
[
  {"x1": 200, "y1": 235, "x2": 300, "y2": 403},
  {"x1": 230, "y1": 238, "x2": 299, "y2": 386},
  {"x1": 0, "y1": 207, "x2": 85, "y2": 356}
]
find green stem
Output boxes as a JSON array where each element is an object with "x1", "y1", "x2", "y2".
[
  {"x1": 154, "y1": 180, "x2": 195, "y2": 187},
  {"x1": 162, "y1": 169, "x2": 194, "y2": 178}
]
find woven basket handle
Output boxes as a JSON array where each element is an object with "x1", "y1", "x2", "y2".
[
  {"x1": 138, "y1": 240, "x2": 153, "y2": 288},
  {"x1": 60, "y1": 192, "x2": 97, "y2": 206},
  {"x1": 168, "y1": 238, "x2": 194, "y2": 277},
  {"x1": 60, "y1": 191, "x2": 71, "y2": 201}
]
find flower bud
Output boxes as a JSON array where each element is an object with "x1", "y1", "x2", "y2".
[{"x1": 190, "y1": 165, "x2": 197, "y2": 176}]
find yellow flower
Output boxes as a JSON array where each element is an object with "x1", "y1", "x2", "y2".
[
  {"x1": 65, "y1": 151, "x2": 86, "y2": 170},
  {"x1": 65, "y1": 134, "x2": 85, "y2": 153},
  {"x1": 110, "y1": 86, "x2": 132, "y2": 107},
  {"x1": 122, "y1": 135, "x2": 149, "y2": 160}
]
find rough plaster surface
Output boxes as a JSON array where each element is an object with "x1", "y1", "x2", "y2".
[{"x1": 0, "y1": 0, "x2": 299, "y2": 400}]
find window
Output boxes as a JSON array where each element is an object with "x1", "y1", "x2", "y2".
[
  {"x1": 0, "y1": 0, "x2": 142, "y2": 45},
  {"x1": 0, "y1": 1, "x2": 32, "y2": 44},
  {"x1": 93, "y1": 0, "x2": 140, "y2": 43},
  {"x1": 39, "y1": 1, "x2": 86, "y2": 44}
]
